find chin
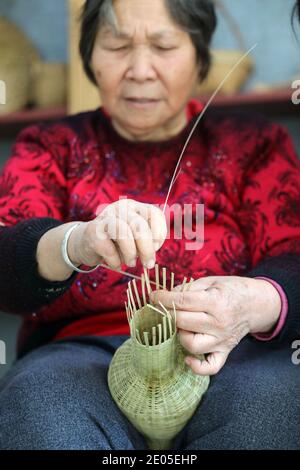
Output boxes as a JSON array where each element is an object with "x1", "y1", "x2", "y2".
[
  {"x1": 122, "y1": 115, "x2": 162, "y2": 130},
  {"x1": 130, "y1": 121, "x2": 163, "y2": 134}
]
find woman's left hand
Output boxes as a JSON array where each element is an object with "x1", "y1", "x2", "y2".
[{"x1": 150, "y1": 276, "x2": 281, "y2": 376}]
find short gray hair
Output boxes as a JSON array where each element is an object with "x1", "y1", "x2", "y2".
[{"x1": 80, "y1": 0, "x2": 217, "y2": 83}]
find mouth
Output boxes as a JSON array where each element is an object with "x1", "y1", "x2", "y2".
[{"x1": 124, "y1": 97, "x2": 161, "y2": 108}]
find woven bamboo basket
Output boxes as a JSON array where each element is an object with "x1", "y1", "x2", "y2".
[
  {"x1": 0, "y1": 61, "x2": 30, "y2": 114},
  {"x1": 108, "y1": 265, "x2": 210, "y2": 450},
  {"x1": 31, "y1": 61, "x2": 67, "y2": 108},
  {"x1": 197, "y1": 0, "x2": 254, "y2": 96},
  {"x1": 0, "y1": 16, "x2": 40, "y2": 113}
]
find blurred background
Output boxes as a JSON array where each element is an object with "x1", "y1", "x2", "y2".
[{"x1": 0, "y1": 0, "x2": 299, "y2": 378}]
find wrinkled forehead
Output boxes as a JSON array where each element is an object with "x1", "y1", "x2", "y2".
[
  {"x1": 98, "y1": 0, "x2": 184, "y2": 39},
  {"x1": 99, "y1": 24, "x2": 183, "y2": 41}
]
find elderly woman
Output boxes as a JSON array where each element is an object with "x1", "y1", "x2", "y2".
[{"x1": 0, "y1": 0, "x2": 300, "y2": 450}]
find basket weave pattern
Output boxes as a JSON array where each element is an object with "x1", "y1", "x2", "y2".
[{"x1": 108, "y1": 265, "x2": 210, "y2": 450}]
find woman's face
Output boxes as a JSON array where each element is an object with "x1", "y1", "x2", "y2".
[{"x1": 90, "y1": 0, "x2": 200, "y2": 142}]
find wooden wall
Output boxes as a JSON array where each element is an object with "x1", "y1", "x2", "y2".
[{"x1": 68, "y1": 0, "x2": 101, "y2": 114}]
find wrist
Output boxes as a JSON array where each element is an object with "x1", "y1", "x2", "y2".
[
  {"x1": 36, "y1": 222, "x2": 80, "y2": 282},
  {"x1": 66, "y1": 222, "x2": 87, "y2": 267},
  {"x1": 248, "y1": 278, "x2": 281, "y2": 334}
]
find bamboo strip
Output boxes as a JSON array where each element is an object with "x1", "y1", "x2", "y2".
[
  {"x1": 158, "y1": 323, "x2": 162, "y2": 345},
  {"x1": 132, "y1": 278, "x2": 142, "y2": 309},
  {"x1": 163, "y1": 316, "x2": 167, "y2": 341},
  {"x1": 143, "y1": 267, "x2": 152, "y2": 297},
  {"x1": 181, "y1": 277, "x2": 187, "y2": 292},
  {"x1": 141, "y1": 274, "x2": 147, "y2": 305},
  {"x1": 171, "y1": 272, "x2": 175, "y2": 290},
  {"x1": 152, "y1": 326, "x2": 156, "y2": 346},
  {"x1": 155, "y1": 264, "x2": 160, "y2": 290},
  {"x1": 128, "y1": 282, "x2": 137, "y2": 313},
  {"x1": 147, "y1": 303, "x2": 166, "y2": 317},
  {"x1": 162, "y1": 267, "x2": 167, "y2": 290},
  {"x1": 158, "y1": 301, "x2": 169, "y2": 316}
]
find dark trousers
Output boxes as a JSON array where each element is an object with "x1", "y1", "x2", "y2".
[{"x1": 0, "y1": 335, "x2": 299, "y2": 450}]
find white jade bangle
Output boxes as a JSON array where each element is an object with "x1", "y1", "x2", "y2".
[{"x1": 61, "y1": 223, "x2": 101, "y2": 274}]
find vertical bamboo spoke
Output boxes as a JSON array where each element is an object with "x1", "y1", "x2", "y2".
[
  {"x1": 181, "y1": 277, "x2": 187, "y2": 292},
  {"x1": 162, "y1": 267, "x2": 167, "y2": 290},
  {"x1": 132, "y1": 278, "x2": 142, "y2": 309},
  {"x1": 171, "y1": 272, "x2": 175, "y2": 290},
  {"x1": 152, "y1": 326, "x2": 156, "y2": 346},
  {"x1": 128, "y1": 282, "x2": 137, "y2": 313},
  {"x1": 143, "y1": 267, "x2": 152, "y2": 297},
  {"x1": 158, "y1": 323, "x2": 162, "y2": 345},
  {"x1": 155, "y1": 264, "x2": 160, "y2": 290}
]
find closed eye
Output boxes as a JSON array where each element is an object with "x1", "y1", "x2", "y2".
[
  {"x1": 110, "y1": 46, "x2": 130, "y2": 51},
  {"x1": 155, "y1": 46, "x2": 176, "y2": 51}
]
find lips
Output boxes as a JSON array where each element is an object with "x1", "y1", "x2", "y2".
[
  {"x1": 124, "y1": 97, "x2": 161, "y2": 109},
  {"x1": 126, "y1": 98, "x2": 159, "y2": 103}
]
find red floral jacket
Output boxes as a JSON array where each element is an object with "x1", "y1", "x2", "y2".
[{"x1": 0, "y1": 100, "x2": 300, "y2": 356}]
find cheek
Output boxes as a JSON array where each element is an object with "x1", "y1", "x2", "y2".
[
  {"x1": 165, "y1": 63, "x2": 198, "y2": 102},
  {"x1": 91, "y1": 52, "x2": 124, "y2": 96},
  {"x1": 162, "y1": 55, "x2": 198, "y2": 97}
]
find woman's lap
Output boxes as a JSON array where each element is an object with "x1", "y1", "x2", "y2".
[
  {"x1": 173, "y1": 338, "x2": 300, "y2": 450},
  {"x1": 0, "y1": 335, "x2": 147, "y2": 450},
  {"x1": 0, "y1": 335, "x2": 299, "y2": 450}
]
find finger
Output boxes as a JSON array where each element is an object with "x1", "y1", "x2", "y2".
[
  {"x1": 150, "y1": 289, "x2": 216, "y2": 312},
  {"x1": 185, "y1": 351, "x2": 228, "y2": 376},
  {"x1": 97, "y1": 216, "x2": 137, "y2": 267},
  {"x1": 113, "y1": 216, "x2": 138, "y2": 267},
  {"x1": 176, "y1": 310, "x2": 213, "y2": 334},
  {"x1": 92, "y1": 228, "x2": 122, "y2": 270},
  {"x1": 126, "y1": 210, "x2": 156, "y2": 268},
  {"x1": 147, "y1": 205, "x2": 168, "y2": 250},
  {"x1": 179, "y1": 330, "x2": 219, "y2": 355},
  {"x1": 129, "y1": 203, "x2": 167, "y2": 252}
]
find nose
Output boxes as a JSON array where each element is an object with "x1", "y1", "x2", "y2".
[{"x1": 125, "y1": 47, "x2": 157, "y2": 82}]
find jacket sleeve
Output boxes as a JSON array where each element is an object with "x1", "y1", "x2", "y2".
[
  {"x1": 0, "y1": 124, "x2": 77, "y2": 315},
  {"x1": 236, "y1": 122, "x2": 300, "y2": 342}
]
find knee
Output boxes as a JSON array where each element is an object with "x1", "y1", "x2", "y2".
[
  {"x1": 0, "y1": 369, "x2": 71, "y2": 449},
  {"x1": 0, "y1": 349, "x2": 143, "y2": 450},
  {"x1": 183, "y1": 378, "x2": 300, "y2": 450}
]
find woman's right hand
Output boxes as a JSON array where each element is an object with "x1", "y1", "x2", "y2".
[{"x1": 68, "y1": 199, "x2": 168, "y2": 270}]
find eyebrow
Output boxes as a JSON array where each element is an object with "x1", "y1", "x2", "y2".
[{"x1": 101, "y1": 28, "x2": 180, "y2": 40}]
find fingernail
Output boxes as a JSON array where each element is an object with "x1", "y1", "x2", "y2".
[
  {"x1": 128, "y1": 259, "x2": 136, "y2": 267},
  {"x1": 146, "y1": 259, "x2": 155, "y2": 269}
]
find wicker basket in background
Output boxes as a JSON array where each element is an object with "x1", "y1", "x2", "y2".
[
  {"x1": 31, "y1": 61, "x2": 67, "y2": 109},
  {"x1": 197, "y1": 0, "x2": 254, "y2": 96},
  {"x1": 0, "y1": 16, "x2": 67, "y2": 113},
  {"x1": 0, "y1": 16, "x2": 40, "y2": 114}
]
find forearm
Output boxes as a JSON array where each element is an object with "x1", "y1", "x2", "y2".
[
  {"x1": 246, "y1": 252, "x2": 300, "y2": 342},
  {"x1": 247, "y1": 278, "x2": 282, "y2": 334},
  {"x1": 36, "y1": 221, "x2": 82, "y2": 282},
  {"x1": 0, "y1": 218, "x2": 77, "y2": 314}
]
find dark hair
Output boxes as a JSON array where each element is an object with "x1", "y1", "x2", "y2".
[
  {"x1": 291, "y1": 0, "x2": 300, "y2": 39},
  {"x1": 292, "y1": 1, "x2": 300, "y2": 27},
  {"x1": 79, "y1": 0, "x2": 217, "y2": 85},
  {"x1": 296, "y1": 0, "x2": 300, "y2": 21}
]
